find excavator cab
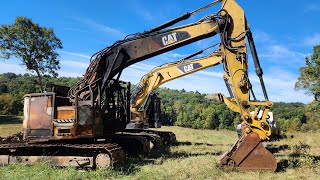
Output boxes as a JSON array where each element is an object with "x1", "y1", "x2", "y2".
[
  {"x1": 142, "y1": 93, "x2": 162, "y2": 128},
  {"x1": 22, "y1": 87, "x2": 102, "y2": 141}
]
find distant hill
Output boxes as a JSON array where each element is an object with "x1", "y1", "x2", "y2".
[{"x1": 0, "y1": 73, "x2": 315, "y2": 132}]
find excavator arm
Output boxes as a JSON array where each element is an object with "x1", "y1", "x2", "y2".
[
  {"x1": 213, "y1": 0, "x2": 277, "y2": 171},
  {"x1": 69, "y1": 2, "x2": 224, "y2": 102},
  {"x1": 129, "y1": 47, "x2": 224, "y2": 128},
  {"x1": 130, "y1": 0, "x2": 277, "y2": 171},
  {"x1": 207, "y1": 1, "x2": 274, "y2": 141}
]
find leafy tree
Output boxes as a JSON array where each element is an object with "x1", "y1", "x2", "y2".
[
  {"x1": 295, "y1": 45, "x2": 320, "y2": 101},
  {"x1": 203, "y1": 106, "x2": 219, "y2": 129},
  {"x1": 300, "y1": 101, "x2": 320, "y2": 132},
  {"x1": 0, "y1": 73, "x2": 81, "y2": 115},
  {"x1": 0, "y1": 17, "x2": 63, "y2": 92},
  {"x1": 0, "y1": 93, "x2": 22, "y2": 115}
]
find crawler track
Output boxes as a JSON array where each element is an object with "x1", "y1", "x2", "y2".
[
  {"x1": 0, "y1": 130, "x2": 177, "y2": 168},
  {"x1": 0, "y1": 136, "x2": 125, "y2": 169}
]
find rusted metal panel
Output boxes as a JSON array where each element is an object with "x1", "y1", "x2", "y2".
[
  {"x1": 29, "y1": 96, "x2": 52, "y2": 129},
  {"x1": 53, "y1": 118, "x2": 76, "y2": 139},
  {"x1": 219, "y1": 132, "x2": 277, "y2": 171},
  {"x1": 57, "y1": 106, "x2": 76, "y2": 119},
  {"x1": 76, "y1": 126, "x2": 93, "y2": 136},
  {"x1": 93, "y1": 109, "x2": 103, "y2": 136},
  {"x1": 23, "y1": 93, "x2": 55, "y2": 139},
  {"x1": 77, "y1": 106, "x2": 93, "y2": 126},
  {"x1": 23, "y1": 97, "x2": 30, "y2": 130}
]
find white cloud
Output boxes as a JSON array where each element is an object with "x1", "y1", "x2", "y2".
[
  {"x1": 63, "y1": 27, "x2": 89, "y2": 33},
  {"x1": 160, "y1": 72, "x2": 227, "y2": 95},
  {"x1": 170, "y1": 53, "x2": 188, "y2": 58},
  {"x1": 194, "y1": 37, "x2": 220, "y2": 50},
  {"x1": 127, "y1": 0, "x2": 172, "y2": 23},
  {"x1": 0, "y1": 61, "x2": 84, "y2": 78},
  {"x1": 249, "y1": 69, "x2": 313, "y2": 103},
  {"x1": 61, "y1": 60, "x2": 89, "y2": 69},
  {"x1": 0, "y1": 62, "x2": 28, "y2": 74},
  {"x1": 133, "y1": 5, "x2": 154, "y2": 22},
  {"x1": 156, "y1": 52, "x2": 188, "y2": 62},
  {"x1": 260, "y1": 45, "x2": 305, "y2": 59},
  {"x1": 196, "y1": 70, "x2": 224, "y2": 78},
  {"x1": 259, "y1": 45, "x2": 306, "y2": 68},
  {"x1": 121, "y1": 63, "x2": 152, "y2": 85},
  {"x1": 130, "y1": 63, "x2": 156, "y2": 72},
  {"x1": 59, "y1": 50, "x2": 91, "y2": 59},
  {"x1": 303, "y1": 33, "x2": 320, "y2": 46},
  {"x1": 253, "y1": 30, "x2": 274, "y2": 43},
  {"x1": 304, "y1": 4, "x2": 320, "y2": 12},
  {"x1": 74, "y1": 17, "x2": 126, "y2": 38},
  {"x1": 58, "y1": 71, "x2": 83, "y2": 78}
]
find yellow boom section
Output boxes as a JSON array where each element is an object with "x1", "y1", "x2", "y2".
[{"x1": 131, "y1": 52, "x2": 224, "y2": 124}]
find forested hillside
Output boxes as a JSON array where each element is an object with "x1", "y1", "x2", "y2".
[
  {"x1": 0, "y1": 73, "x2": 318, "y2": 132},
  {"x1": 0, "y1": 73, "x2": 80, "y2": 115},
  {"x1": 157, "y1": 88, "x2": 239, "y2": 130},
  {"x1": 157, "y1": 88, "x2": 319, "y2": 132}
]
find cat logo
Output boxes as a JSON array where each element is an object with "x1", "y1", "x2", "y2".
[
  {"x1": 183, "y1": 64, "x2": 194, "y2": 73},
  {"x1": 162, "y1": 32, "x2": 178, "y2": 46},
  {"x1": 177, "y1": 63, "x2": 202, "y2": 74}
]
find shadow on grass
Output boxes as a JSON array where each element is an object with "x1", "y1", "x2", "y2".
[
  {"x1": 276, "y1": 159, "x2": 291, "y2": 172},
  {"x1": 113, "y1": 157, "x2": 147, "y2": 175},
  {"x1": 160, "y1": 151, "x2": 223, "y2": 158},
  {"x1": 267, "y1": 144, "x2": 290, "y2": 154},
  {"x1": 0, "y1": 115, "x2": 22, "y2": 124},
  {"x1": 172, "y1": 141, "x2": 222, "y2": 147},
  {"x1": 276, "y1": 155, "x2": 320, "y2": 172},
  {"x1": 113, "y1": 141, "x2": 223, "y2": 175}
]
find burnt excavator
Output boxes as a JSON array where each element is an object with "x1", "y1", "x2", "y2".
[{"x1": 0, "y1": 0, "x2": 277, "y2": 171}]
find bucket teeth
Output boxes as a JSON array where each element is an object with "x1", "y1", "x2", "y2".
[{"x1": 219, "y1": 132, "x2": 277, "y2": 172}]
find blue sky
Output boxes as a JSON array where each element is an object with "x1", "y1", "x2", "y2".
[{"x1": 1, "y1": 0, "x2": 320, "y2": 103}]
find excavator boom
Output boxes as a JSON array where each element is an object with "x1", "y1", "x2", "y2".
[
  {"x1": 69, "y1": 17, "x2": 222, "y2": 102},
  {"x1": 129, "y1": 47, "x2": 223, "y2": 128}
]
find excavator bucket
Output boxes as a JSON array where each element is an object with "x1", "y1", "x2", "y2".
[{"x1": 219, "y1": 132, "x2": 277, "y2": 171}]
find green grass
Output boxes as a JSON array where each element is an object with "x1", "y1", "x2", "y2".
[
  {"x1": 0, "y1": 115, "x2": 23, "y2": 125},
  {"x1": 0, "y1": 115, "x2": 22, "y2": 137},
  {"x1": 0, "y1": 118, "x2": 319, "y2": 179}
]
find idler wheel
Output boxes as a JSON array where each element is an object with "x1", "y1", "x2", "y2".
[{"x1": 95, "y1": 153, "x2": 111, "y2": 169}]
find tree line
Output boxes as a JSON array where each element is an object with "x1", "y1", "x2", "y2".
[
  {"x1": 158, "y1": 88, "x2": 319, "y2": 132},
  {"x1": 0, "y1": 72, "x2": 318, "y2": 132},
  {"x1": 0, "y1": 73, "x2": 80, "y2": 115}
]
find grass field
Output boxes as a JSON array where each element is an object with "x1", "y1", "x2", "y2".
[{"x1": 0, "y1": 116, "x2": 319, "y2": 179}]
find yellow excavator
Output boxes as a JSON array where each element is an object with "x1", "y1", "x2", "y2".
[
  {"x1": 128, "y1": 37, "x2": 277, "y2": 171},
  {"x1": 0, "y1": 0, "x2": 277, "y2": 171},
  {"x1": 129, "y1": 45, "x2": 223, "y2": 129}
]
